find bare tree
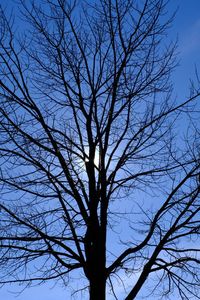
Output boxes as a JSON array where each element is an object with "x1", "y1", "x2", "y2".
[{"x1": 0, "y1": 0, "x2": 200, "y2": 299}]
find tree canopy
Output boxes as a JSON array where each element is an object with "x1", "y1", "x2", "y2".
[{"x1": 0, "y1": 0, "x2": 200, "y2": 299}]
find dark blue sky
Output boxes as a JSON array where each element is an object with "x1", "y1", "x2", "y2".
[
  {"x1": 0, "y1": 1, "x2": 200, "y2": 299},
  {"x1": 171, "y1": 1, "x2": 200, "y2": 96}
]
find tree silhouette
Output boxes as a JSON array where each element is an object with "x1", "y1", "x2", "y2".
[{"x1": 0, "y1": 1, "x2": 200, "y2": 299}]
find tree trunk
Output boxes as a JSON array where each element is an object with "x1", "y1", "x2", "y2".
[
  {"x1": 86, "y1": 227, "x2": 107, "y2": 300},
  {"x1": 87, "y1": 233, "x2": 107, "y2": 300},
  {"x1": 89, "y1": 277, "x2": 106, "y2": 300}
]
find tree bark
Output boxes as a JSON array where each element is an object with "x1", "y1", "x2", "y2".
[
  {"x1": 85, "y1": 221, "x2": 107, "y2": 300},
  {"x1": 84, "y1": 216, "x2": 107, "y2": 300},
  {"x1": 89, "y1": 276, "x2": 106, "y2": 300},
  {"x1": 87, "y1": 229, "x2": 107, "y2": 300}
]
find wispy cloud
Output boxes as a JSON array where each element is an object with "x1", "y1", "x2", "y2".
[
  {"x1": 179, "y1": 19, "x2": 200, "y2": 56},
  {"x1": 106, "y1": 270, "x2": 142, "y2": 300}
]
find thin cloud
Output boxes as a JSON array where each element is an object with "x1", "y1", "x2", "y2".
[{"x1": 179, "y1": 19, "x2": 200, "y2": 56}]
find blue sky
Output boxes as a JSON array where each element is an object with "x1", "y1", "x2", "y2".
[
  {"x1": 170, "y1": 0, "x2": 200, "y2": 96},
  {"x1": 0, "y1": 0, "x2": 200, "y2": 299}
]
